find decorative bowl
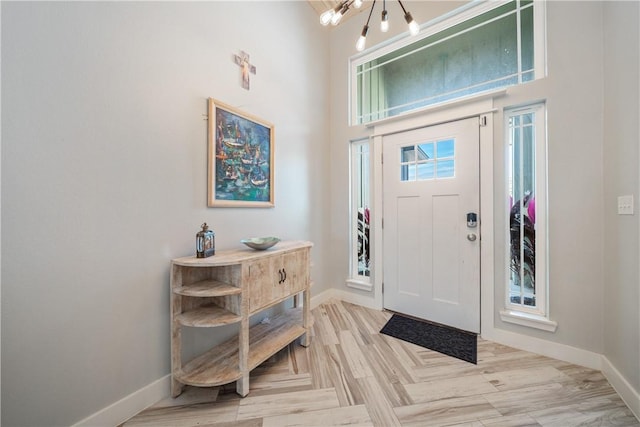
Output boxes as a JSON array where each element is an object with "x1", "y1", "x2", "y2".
[{"x1": 241, "y1": 237, "x2": 280, "y2": 250}]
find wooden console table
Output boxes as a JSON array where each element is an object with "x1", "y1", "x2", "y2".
[{"x1": 170, "y1": 240, "x2": 312, "y2": 397}]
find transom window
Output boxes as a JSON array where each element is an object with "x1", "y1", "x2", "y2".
[
  {"x1": 351, "y1": 0, "x2": 544, "y2": 125},
  {"x1": 400, "y1": 139, "x2": 455, "y2": 181}
]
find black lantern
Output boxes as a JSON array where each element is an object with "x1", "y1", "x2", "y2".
[{"x1": 196, "y1": 223, "x2": 215, "y2": 258}]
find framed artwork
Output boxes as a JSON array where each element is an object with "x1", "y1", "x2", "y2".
[{"x1": 208, "y1": 98, "x2": 274, "y2": 207}]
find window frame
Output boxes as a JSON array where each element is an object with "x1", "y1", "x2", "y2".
[
  {"x1": 349, "y1": 0, "x2": 546, "y2": 126},
  {"x1": 501, "y1": 103, "x2": 556, "y2": 332},
  {"x1": 347, "y1": 138, "x2": 373, "y2": 290}
]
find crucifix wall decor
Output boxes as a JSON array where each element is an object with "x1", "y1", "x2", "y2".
[{"x1": 233, "y1": 51, "x2": 256, "y2": 90}]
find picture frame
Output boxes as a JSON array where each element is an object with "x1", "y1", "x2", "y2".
[{"x1": 208, "y1": 98, "x2": 274, "y2": 207}]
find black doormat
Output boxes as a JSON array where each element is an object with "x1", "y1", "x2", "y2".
[{"x1": 380, "y1": 314, "x2": 477, "y2": 364}]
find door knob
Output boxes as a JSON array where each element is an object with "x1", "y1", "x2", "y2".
[{"x1": 467, "y1": 233, "x2": 477, "y2": 242}]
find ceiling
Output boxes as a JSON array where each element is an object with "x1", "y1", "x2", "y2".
[
  {"x1": 307, "y1": 0, "x2": 341, "y2": 16},
  {"x1": 307, "y1": 0, "x2": 374, "y2": 24}
]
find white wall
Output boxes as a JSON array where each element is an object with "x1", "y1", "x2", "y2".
[
  {"x1": 603, "y1": 1, "x2": 640, "y2": 394},
  {"x1": 1, "y1": 2, "x2": 329, "y2": 426}
]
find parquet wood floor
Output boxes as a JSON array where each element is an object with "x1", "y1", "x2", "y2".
[{"x1": 124, "y1": 300, "x2": 639, "y2": 426}]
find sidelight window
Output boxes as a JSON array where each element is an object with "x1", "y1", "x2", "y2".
[
  {"x1": 349, "y1": 139, "x2": 371, "y2": 288},
  {"x1": 502, "y1": 103, "x2": 555, "y2": 331}
]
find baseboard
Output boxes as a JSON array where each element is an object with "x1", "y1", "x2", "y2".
[
  {"x1": 321, "y1": 294, "x2": 640, "y2": 420},
  {"x1": 315, "y1": 293, "x2": 603, "y2": 373},
  {"x1": 311, "y1": 288, "x2": 381, "y2": 311},
  {"x1": 74, "y1": 290, "x2": 351, "y2": 427},
  {"x1": 71, "y1": 375, "x2": 170, "y2": 427},
  {"x1": 601, "y1": 356, "x2": 640, "y2": 421},
  {"x1": 482, "y1": 327, "x2": 602, "y2": 370},
  {"x1": 310, "y1": 287, "x2": 339, "y2": 309},
  {"x1": 74, "y1": 296, "x2": 640, "y2": 426}
]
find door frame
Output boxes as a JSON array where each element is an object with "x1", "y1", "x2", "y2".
[
  {"x1": 381, "y1": 116, "x2": 481, "y2": 332},
  {"x1": 368, "y1": 96, "x2": 497, "y2": 337}
]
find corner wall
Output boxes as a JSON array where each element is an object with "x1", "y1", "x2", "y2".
[
  {"x1": 602, "y1": 0, "x2": 640, "y2": 397},
  {"x1": 1, "y1": 2, "x2": 329, "y2": 425}
]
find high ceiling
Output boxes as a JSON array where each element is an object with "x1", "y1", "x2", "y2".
[
  {"x1": 308, "y1": 0, "x2": 339, "y2": 16},
  {"x1": 307, "y1": 0, "x2": 340, "y2": 16},
  {"x1": 307, "y1": 0, "x2": 374, "y2": 24}
]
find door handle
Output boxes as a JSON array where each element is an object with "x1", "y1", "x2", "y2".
[{"x1": 467, "y1": 233, "x2": 477, "y2": 242}]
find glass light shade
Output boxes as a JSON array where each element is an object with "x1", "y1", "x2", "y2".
[
  {"x1": 331, "y1": 10, "x2": 343, "y2": 25},
  {"x1": 320, "y1": 9, "x2": 334, "y2": 26},
  {"x1": 356, "y1": 25, "x2": 369, "y2": 51},
  {"x1": 404, "y1": 12, "x2": 420, "y2": 35},
  {"x1": 354, "y1": 0, "x2": 363, "y2": 8},
  {"x1": 381, "y1": 10, "x2": 389, "y2": 32},
  {"x1": 409, "y1": 20, "x2": 420, "y2": 35}
]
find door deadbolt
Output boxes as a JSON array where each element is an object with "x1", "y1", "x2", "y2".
[{"x1": 467, "y1": 212, "x2": 478, "y2": 228}]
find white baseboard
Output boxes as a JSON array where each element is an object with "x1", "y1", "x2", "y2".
[
  {"x1": 310, "y1": 287, "x2": 339, "y2": 309},
  {"x1": 72, "y1": 375, "x2": 170, "y2": 427},
  {"x1": 482, "y1": 327, "x2": 602, "y2": 370},
  {"x1": 76, "y1": 294, "x2": 640, "y2": 426},
  {"x1": 76, "y1": 290, "x2": 352, "y2": 427},
  {"x1": 311, "y1": 288, "x2": 380, "y2": 311},
  {"x1": 601, "y1": 356, "x2": 640, "y2": 421}
]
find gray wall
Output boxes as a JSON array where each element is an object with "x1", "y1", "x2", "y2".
[
  {"x1": 603, "y1": 1, "x2": 640, "y2": 394},
  {"x1": 492, "y1": 0, "x2": 606, "y2": 351},
  {"x1": 329, "y1": 0, "x2": 639, "y2": 392},
  {"x1": 2, "y1": 1, "x2": 639, "y2": 425},
  {"x1": 1, "y1": 2, "x2": 329, "y2": 426}
]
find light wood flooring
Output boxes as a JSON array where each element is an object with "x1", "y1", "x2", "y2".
[{"x1": 124, "y1": 300, "x2": 640, "y2": 426}]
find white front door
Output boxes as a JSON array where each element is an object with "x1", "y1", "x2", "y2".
[{"x1": 383, "y1": 117, "x2": 480, "y2": 333}]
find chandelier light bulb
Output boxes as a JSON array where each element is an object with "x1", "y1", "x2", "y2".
[
  {"x1": 331, "y1": 10, "x2": 343, "y2": 25},
  {"x1": 381, "y1": 9, "x2": 389, "y2": 32},
  {"x1": 356, "y1": 25, "x2": 369, "y2": 51},
  {"x1": 409, "y1": 20, "x2": 420, "y2": 35},
  {"x1": 332, "y1": 3, "x2": 349, "y2": 26},
  {"x1": 404, "y1": 12, "x2": 420, "y2": 35},
  {"x1": 356, "y1": 35, "x2": 367, "y2": 51},
  {"x1": 322, "y1": 0, "x2": 418, "y2": 50},
  {"x1": 320, "y1": 9, "x2": 334, "y2": 26}
]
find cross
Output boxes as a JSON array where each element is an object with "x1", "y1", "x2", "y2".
[{"x1": 233, "y1": 51, "x2": 256, "y2": 90}]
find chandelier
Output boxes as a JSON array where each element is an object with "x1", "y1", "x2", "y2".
[{"x1": 319, "y1": 0, "x2": 420, "y2": 51}]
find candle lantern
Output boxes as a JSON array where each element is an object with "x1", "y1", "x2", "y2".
[{"x1": 196, "y1": 223, "x2": 215, "y2": 258}]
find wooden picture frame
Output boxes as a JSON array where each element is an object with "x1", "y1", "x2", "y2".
[{"x1": 208, "y1": 98, "x2": 274, "y2": 207}]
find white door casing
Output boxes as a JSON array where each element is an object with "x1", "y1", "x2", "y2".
[{"x1": 383, "y1": 117, "x2": 480, "y2": 333}]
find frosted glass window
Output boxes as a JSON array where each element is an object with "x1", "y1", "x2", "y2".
[
  {"x1": 354, "y1": 0, "x2": 537, "y2": 124},
  {"x1": 509, "y1": 113, "x2": 536, "y2": 307},
  {"x1": 351, "y1": 141, "x2": 371, "y2": 279},
  {"x1": 506, "y1": 104, "x2": 547, "y2": 317}
]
